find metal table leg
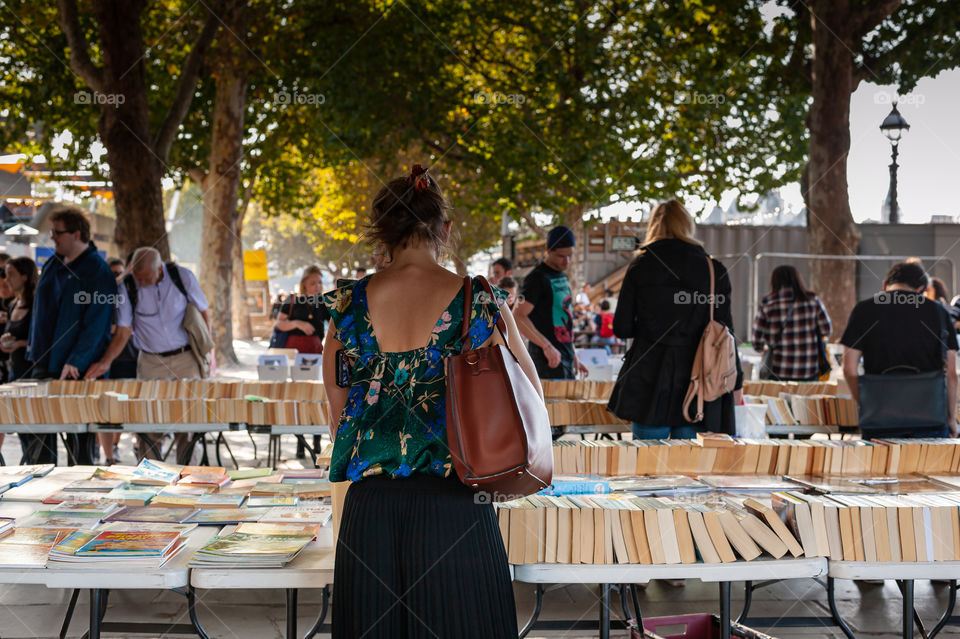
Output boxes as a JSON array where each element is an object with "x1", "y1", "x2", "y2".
[
  {"x1": 518, "y1": 584, "x2": 544, "y2": 638},
  {"x1": 737, "y1": 580, "x2": 754, "y2": 623},
  {"x1": 600, "y1": 583, "x2": 611, "y2": 639},
  {"x1": 88, "y1": 589, "x2": 102, "y2": 639},
  {"x1": 286, "y1": 588, "x2": 298, "y2": 639},
  {"x1": 930, "y1": 580, "x2": 957, "y2": 639},
  {"x1": 827, "y1": 577, "x2": 857, "y2": 639},
  {"x1": 303, "y1": 585, "x2": 330, "y2": 639},
  {"x1": 719, "y1": 582, "x2": 731, "y2": 639},
  {"x1": 187, "y1": 585, "x2": 212, "y2": 639},
  {"x1": 901, "y1": 579, "x2": 915, "y2": 639},
  {"x1": 59, "y1": 589, "x2": 80, "y2": 639}
]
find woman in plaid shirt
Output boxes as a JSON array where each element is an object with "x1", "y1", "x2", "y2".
[{"x1": 753, "y1": 266, "x2": 832, "y2": 380}]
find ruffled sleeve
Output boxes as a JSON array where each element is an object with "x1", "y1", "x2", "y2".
[
  {"x1": 467, "y1": 277, "x2": 510, "y2": 349},
  {"x1": 321, "y1": 280, "x2": 358, "y2": 353}
]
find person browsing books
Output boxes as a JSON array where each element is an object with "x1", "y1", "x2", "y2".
[
  {"x1": 85, "y1": 247, "x2": 211, "y2": 462},
  {"x1": 607, "y1": 199, "x2": 743, "y2": 439},
  {"x1": 321, "y1": 163, "x2": 542, "y2": 639},
  {"x1": 753, "y1": 265, "x2": 832, "y2": 381},
  {"x1": 841, "y1": 261, "x2": 959, "y2": 438}
]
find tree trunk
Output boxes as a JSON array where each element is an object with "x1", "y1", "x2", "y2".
[
  {"x1": 232, "y1": 208, "x2": 253, "y2": 339},
  {"x1": 92, "y1": 0, "x2": 168, "y2": 259},
  {"x1": 199, "y1": 0, "x2": 248, "y2": 366},
  {"x1": 806, "y1": 0, "x2": 861, "y2": 339}
]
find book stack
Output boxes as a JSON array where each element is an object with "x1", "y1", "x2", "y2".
[
  {"x1": 0, "y1": 526, "x2": 75, "y2": 568},
  {"x1": 745, "y1": 394, "x2": 858, "y2": 426},
  {"x1": 551, "y1": 438, "x2": 960, "y2": 477},
  {"x1": 495, "y1": 493, "x2": 803, "y2": 565},
  {"x1": 0, "y1": 379, "x2": 329, "y2": 426},
  {"x1": 541, "y1": 380, "x2": 618, "y2": 400},
  {"x1": 545, "y1": 401, "x2": 629, "y2": 426},
  {"x1": 48, "y1": 529, "x2": 186, "y2": 567},
  {"x1": 190, "y1": 530, "x2": 314, "y2": 567},
  {"x1": 742, "y1": 380, "x2": 840, "y2": 397},
  {"x1": 771, "y1": 490, "x2": 960, "y2": 562}
]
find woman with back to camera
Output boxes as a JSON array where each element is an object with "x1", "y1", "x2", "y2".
[
  {"x1": 608, "y1": 199, "x2": 743, "y2": 438},
  {"x1": 752, "y1": 265, "x2": 832, "y2": 381},
  {"x1": 322, "y1": 164, "x2": 541, "y2": 638}
]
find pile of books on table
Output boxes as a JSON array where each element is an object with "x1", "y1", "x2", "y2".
[
  {"x1": 551, "y1": 437, "x2": 960, "y2": 477},
  {"x1": 190, "y1": 523, "x2": 318, "y2": 568},
  {"x1": 0, "y1": 379, "x2": 329, "y2": 426}
]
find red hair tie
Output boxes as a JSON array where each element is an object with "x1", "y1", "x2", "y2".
[{"x1": 409, "y1": 164, "x2": 430, "y2": 191}]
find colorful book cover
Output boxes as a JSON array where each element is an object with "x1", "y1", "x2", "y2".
[
  {"x1": 105, "y1": 506, "x2": 199, "y2": 524},
  {"x1": 0, "y1": 527, "x2": 74, "y2": 546},
  {"x1": 76, "y1": 531, "x2": 180, "y2": 556},
  {"x1": 50, "y1": 501, "x2": 120, "y2": 517},
  {"x1": 182, "y1": 465, "x2": 226, "y2": 476},
  {"x1": 49, "y1": 530, "x2": 98, "y2": 556},
  {"x1": 16, "y1": 513, "x2": 102, "y2": 530},
  {"x1": 198, "y1": 532, "x2": 313, "y2": 555},
  {"x1": 178, "y1": 473, "x2": 229, "y2": 487},
  {"x1": 196, "y1": 494, "x2": 246, "y2": 508},
  {"x1": 106, "y1": 487, "x2": 161, "y2": 505},
  {"x1": 278, "y1": 468, "x2": 325, "y2": 480},
  {"x1": 245, "y1": 495, "x2": 299, "y2": 508},
  {"x1": 64, "y1": 479, "x2": 126, "y2": 492},
  {"x1": 185, "y1": 508, "x2": 263, "y2": 525},
  {"x1": 131, "y1": 459, "x2": 182, "y2": 485},
  {"x1": 236, "y1": 522, "x2": 320, "y2": 537},
  {"x1": 0, "y1": 543, "x2": 54, "y2": 567},
  {"x1": 226, "y1": 467, "x2": 274, "y2": 480},
  {"x1": 250, "y1": 482, "x2": 296, "y2": 495},
  {"x1": 96, "y1": 521, "x2": 198, "y2": 535}
]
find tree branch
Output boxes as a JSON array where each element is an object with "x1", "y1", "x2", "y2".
[
  {"x1": 186, "y1": 166, "x2": 207, "y2": 187},
  {"x1": 58, "y1": 0, "x2": 104, "y2": 92},
  {"x1": 851, "y1": 0, "x2": 901, "y2": 41},
  {"x1": 153, "y1": 6, "x2": 221, "y2": 163}
]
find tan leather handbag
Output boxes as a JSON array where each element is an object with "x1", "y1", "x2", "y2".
[
  {"x1": 681, "y1": 256, "x2": 738, "y2": 422},
  {"x1": 445, "y1": 276, "x2": 553, "y2": 501}
]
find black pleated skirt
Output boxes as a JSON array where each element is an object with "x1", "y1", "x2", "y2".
[{"x1": 332, "y1": 473, "x2": 517, "y2": 638}]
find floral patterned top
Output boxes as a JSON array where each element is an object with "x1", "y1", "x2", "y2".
[{"x1": 322, "y1": 276, "x2": 509, "y2": 482}]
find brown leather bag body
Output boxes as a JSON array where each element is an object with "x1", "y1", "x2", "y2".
[
  {"x1": 681, "y1": 256, "x2": 738, "y2": 423},
  {"x1": 445, "y1": 276, "x2": 553, "y2": 501}
]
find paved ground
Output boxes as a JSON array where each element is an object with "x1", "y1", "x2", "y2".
[{"x1": 1, "y1": 340, "x2": 958, "y2": 637}]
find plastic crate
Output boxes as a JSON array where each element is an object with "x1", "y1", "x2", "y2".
[{"x1": 633, "y1": 614, "x2": 779, "y2": 639}]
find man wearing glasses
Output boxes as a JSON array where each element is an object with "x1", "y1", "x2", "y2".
[
  {"x1": 86, "y1": 246, "x2": 210, "y2": 462},
  {"x1": 26, "y1": 206, "x2": 116, "y2": 464}
]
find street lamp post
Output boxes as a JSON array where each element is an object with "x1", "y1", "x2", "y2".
[{"x1": 879, "y1": 105, "x2": 910, "y2": 224}]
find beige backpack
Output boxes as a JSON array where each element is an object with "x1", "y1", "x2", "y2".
[{"x1": 682, "y1": 256, "x2": 738, "y2": 423}]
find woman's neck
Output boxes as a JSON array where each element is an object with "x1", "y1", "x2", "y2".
[{"x1": 387, "y1": 244, "x2": 439, "y2": 268}]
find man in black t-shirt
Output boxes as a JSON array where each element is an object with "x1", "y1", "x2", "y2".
[
  {"x1": 515, "y1": 225, "x2": 589, "y2": 380},
  {"x1": 841, "y1": 261, "x2": 958, "y2": 437}
]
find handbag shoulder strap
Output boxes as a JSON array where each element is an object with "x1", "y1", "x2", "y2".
[
  {"x1": 705, "y1": 255, "x2": 715, "y2": 323},
  {"x1": 459, "y1": 276, "x2": 473, "y2": 354}
]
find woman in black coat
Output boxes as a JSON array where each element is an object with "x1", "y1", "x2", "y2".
[{"x1": 608, "y1": 199, "x2": 743, "y2": 438}]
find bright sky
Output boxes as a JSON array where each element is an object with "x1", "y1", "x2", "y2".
[{"x1": 601, "y1": 67, "x2": 960, "y2": 224}]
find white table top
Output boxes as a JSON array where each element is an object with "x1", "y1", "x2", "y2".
[
  {"x1": 513, "y1": 557, "x2": 827, "y2": 584},
  {"x1": 0, "y1": 423, "x2": 88, "y2": 434},
  {"x1": 44, "y1": 525, "x2": 221, "y2": 589},
  {"x1": 248, "y1": 424, "x2": 329, "y2": 436},
  {"x1": 191, "y1": 525, "x2": 335, "y2": 589},
  {"x1": 829, "y1": 560, "x2": 960, "y2": 580},
  {"x1": 0, "y1": 467, "x2": 100, "y2": 502}
]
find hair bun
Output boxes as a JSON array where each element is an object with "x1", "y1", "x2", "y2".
[{"x1": 409, "y1": 164, "x2": 430, "y2": 191}]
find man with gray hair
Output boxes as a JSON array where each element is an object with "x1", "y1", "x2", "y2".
[{"x1": 86, "y1": 247, "x2": 210, "y2": 462}]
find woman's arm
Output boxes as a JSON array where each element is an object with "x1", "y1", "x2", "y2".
[
  {"x1": 752, "y1": 301, "x2": 768, "y2": 352},
  {"x1": 321, "y1": 322, "x2": 349, "y2": 426},
  {"x1": 816, "y1": 296, "x2": 833, "y2": 338}
]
